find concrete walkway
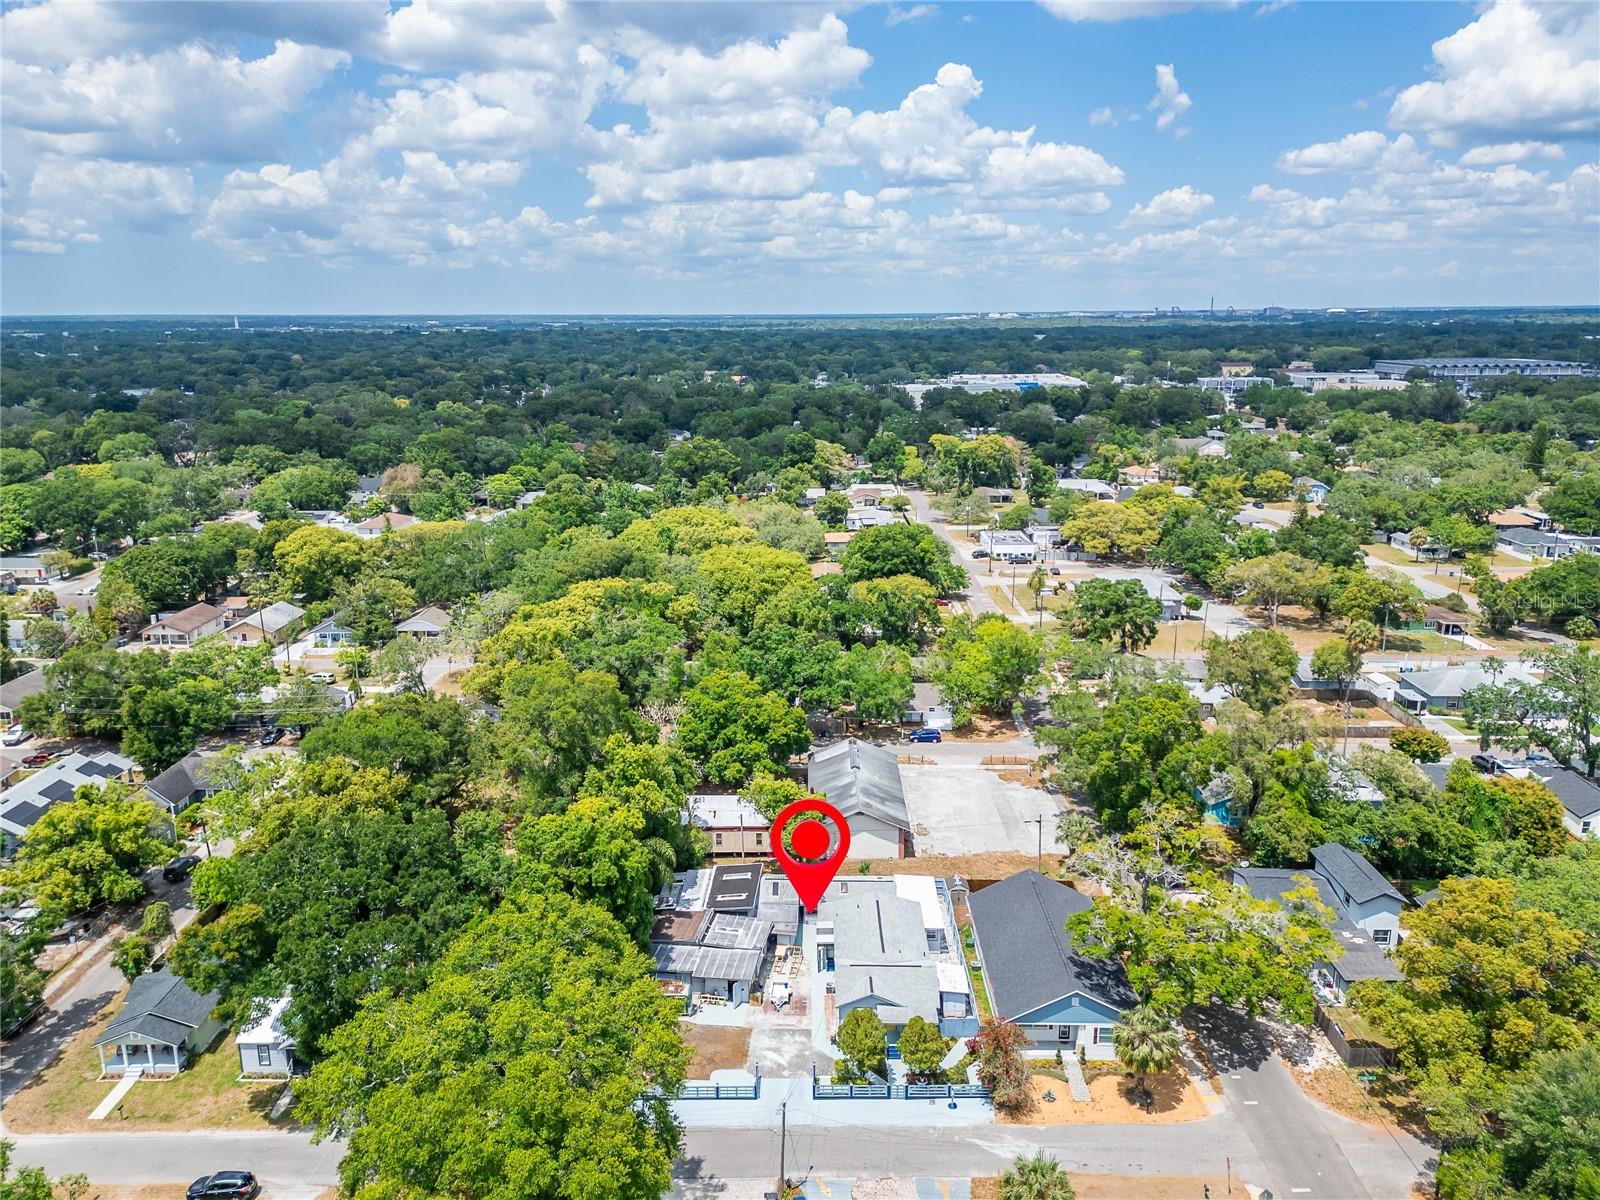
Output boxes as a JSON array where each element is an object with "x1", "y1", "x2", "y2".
[
  {"x1": 1061, "y1": 1055, "x2": 1092, "y2": 1102},
  {"x1": 88, "y1": 1067, "x2": 143, "y2": 1120}
]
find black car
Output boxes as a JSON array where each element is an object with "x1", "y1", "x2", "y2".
[
  {"x1": 259, "y1": 726, "x2": 285, "y2": 746},
  {"x1": 187, "y1": 1174, "x2": 260, "y2": 1200},
  {"x1": 162, "y1": 854, "x2": 201, "y2": 883}
]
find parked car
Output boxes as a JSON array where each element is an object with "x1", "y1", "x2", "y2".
[
  {"x1": 259, "y1": 727, "x2": 285, "y2": 746},
  {"x1": 187, "y1": 1174, "x2": 260, "y2": 1200},
  {"x1": 20, "y1": 752, "x2": 53, "y2": 768},
  {"x1": 162, "y1": 855, "x2": 202, "y2": 883},
  {"x1": 1049, "y1": 567, "x2": 1061, "y2": 575},
  {"x1": 2, "y1": 725, "x2": 30, "y2": 747},
  {"x1": 934, "y1": 597, "x2": 950, "y2": 607},
  {"x1": 1469, "y1": 753, "x2": 1497, "y2": 773},
  {"x1": 907, "y1": 727, "x2": 943, "y2": 744},
  {"x1": 1251, "y1": 501, "x2": 1265, "y2": 509},
  {"x1": 308, "y1": 671, "x2": 336, "y2": 684},
  {"x1": 971, "y1": 549, "x2": 988, "y2": 558}
]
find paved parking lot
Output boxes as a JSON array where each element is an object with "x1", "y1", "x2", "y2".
[{"x1": 900, "y1": 764, "x2": 1066, "y2": 856}]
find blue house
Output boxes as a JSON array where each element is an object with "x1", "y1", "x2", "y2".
[{"x1": 968, "y1": 870, "x2": 1136, "y2": 1058}]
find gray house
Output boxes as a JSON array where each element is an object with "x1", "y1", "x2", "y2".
[
  {"x1": 94, "y1": 968, "x2": 222, "y2": 1075},
  {"x1": 1392, "y1": 663, "x2": 1539, "y2": 713},
  {"x1": 967, "y1": 870, "x2": 1136, "y2": 1058},
  {"x1": 1233, "y1": 843, "x2": 1405, "y2": 1004},
  {"x1": 807, "y1": 739, "x2": 911, "y2": 859},
  {"x1": 1530, "y1": 765, "x2": 1600, "y2": 840},
  {"x1": 0, "y1": 668, "x2": 47, "y2": 728},
  {"x1": 142, "y1": 752, "x2": 223, "y2": 816}
]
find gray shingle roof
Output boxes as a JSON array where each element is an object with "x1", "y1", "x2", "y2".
[
  {"x1": 1312, "y1": 843, "x2": 1403, "y2": 905},
  {"x1": 807, "y1": 739, "x2": 910, "y2": 832},
  {"x1": 1533, "y1": 766, "x2": 1600, "y2": 819},
  {"x1": 0, "y1": 668, "x2": 47, "y2": 711},
  {"x1": 967, "y1": 870, "x2": 1136, "y2": 1020},
  {"x1": 143, "y1": 752, "x2": 219, "y2": 807},
  {"x1": 94, "y1": 969, "x2": 218, "y2": 1048}
]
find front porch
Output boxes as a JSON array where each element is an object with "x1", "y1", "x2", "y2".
[{"x1": 97, "y1": 1039, "x2": 186, "y2": 1077}]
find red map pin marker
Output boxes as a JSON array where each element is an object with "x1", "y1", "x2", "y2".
[{"x1": 770, "y1": 796, "x2": 850, "y2": 913}]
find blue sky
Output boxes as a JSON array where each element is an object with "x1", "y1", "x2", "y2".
[{"x1": 2, "y1": 0, "x2": 1596, "y2": 314}]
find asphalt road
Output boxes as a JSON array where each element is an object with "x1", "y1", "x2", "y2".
[{"x1": 1189, "y1": 1008, "x2": 1433, "y2": 1200}]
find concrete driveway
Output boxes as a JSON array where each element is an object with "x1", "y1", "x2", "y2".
[{"x1": 899, "y1": 763, "x2": 1065, "y2": 857}]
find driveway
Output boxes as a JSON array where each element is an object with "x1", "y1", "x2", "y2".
[
  {"x1": 1188, "y1": 1006, "x2": 1434, "y2": 1200},
  {"x1": 900, "y1": 763, "x2": 1064, "y2": 857}
]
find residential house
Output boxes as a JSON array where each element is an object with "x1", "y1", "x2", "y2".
[
  {"x1": 973, "y1": 486, "x2": 1015, "y2": 505},
  {"x1": 799, "y1": 486, "x2": 829, "y2": 507},
  {"x1": 846, "y1": 507, "x2": 900, "y2": 532},
  {"x1": 0, "y1": 669, "x2": 46, "y2": 728},
  {"x1": 1496, "y1": 526, "x2": 1600, "y2": 560},
  {"x1": 222, "y1": 601, "x2": 306, "y2": 646},
  {"x1": 5, "y1": 620, "x2": 27, "y2": 653},
  {"x1": 1, "y1": 750, "x2": 136, "y2": 854},
  {"x1": 1233, "y1": 843, "x2": 1406, "y2": 1004},
  {"x1": 93, "y1": 968, "x2": 222, "y2": 1076},
  {"x1": 0, "y1": 555, "x2": 65, "y2": 583},
  {"x1": 650, "y1": 864, "x2": 772, "y2": 1007},
  {"x1": 142, "y1": 752, "x2": 223, "y2": 817},
  {"x1": 396, "y1": 605, "x2": 450, "y2": 639},
  {"x1": 967, "y1": 870, "x2": 1136, "y2": 1057},
  {"x1": 845, "y1": 483, "x2": 900, "y2": 507},
  {"x1": 1171, "y1": 436, "x2": 1227, "y2": 458},
  {"x1": 307, "y1": 617, "x2": 356, "y2": 649},
  {"x1": 815, "y1": 875, "x2": 974, "y2": 1042},
  {"x1": 1292, "y1": 477, "x2": 1332, "y2": 504},
  {"x1": 1118, "y1": 464, "x2": 1162, "y2": 486},
  {"x1": 352, "y1": 511, "x2": 418, "y2": 538},
  {"x1": 238, "y1": 993, "x2": 297, "y2": 1077},
  {"x1": 1057, "y1": 477, "x2": 1118, "y2": 500},
  {"x1": 1387, "y1": 530, "x2": 1449, "y2": 562},
  {"x1": 141, "y1": 603, "x2": 227, "y2": 648},
  {"x1": 904, "y1": 681, "x2": 954, "y2": 732},
  {"x1": 689, "y1": 794, "x2": 770, "y2": 859},
  {"x1": 1526, "y1": 764, "x2": 1600, "y2": 840},
  {"x1": 1486, "y1": 508, "x2": 1547, "y2": 532},
  {"x1": 350, "y1": 473, "x2": 385, "y2": 504},
  {"x1": 978, "y1": 529, "x2": 1038, "y2": 563},
  {"x1": 806, "y1": 738, "x2": 912, "y2": 859},
  {"x1": 823, "y1": 531, "x2": 853, "y2": 559},
  {"x1": 1420, "y1": 605, "x2": 1468, "y2": 639},
  {"x1": 1392, "y1": 663, "x2": 1539, "y2": 713}
]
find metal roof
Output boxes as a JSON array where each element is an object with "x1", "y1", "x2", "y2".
[
  {"x1": 806, "y1": 739, "x2": 910, "y2": 832},
  {"x1": 967, "y1": 871, "x2": 1135, "y2": 1021},
  {"x1": 651, "y1": 942, "x2": 764, "y2": 983}
]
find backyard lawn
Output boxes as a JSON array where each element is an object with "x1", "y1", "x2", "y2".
[{"x1": 2, "y1": 1001, "x2": 285, "y2": 1133}]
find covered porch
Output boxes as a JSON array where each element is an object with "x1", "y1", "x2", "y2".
[{"x1": 96, "y1": 1037, "x2": 186, "y2": 1077}]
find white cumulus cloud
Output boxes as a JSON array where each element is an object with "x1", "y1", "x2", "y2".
[
  {"x1": 1123, "y1": 184, "x2": 1214, "y2": 226},
  {"x1": 1148, "y1": 64, "x2": 1192, "y2": 135}
]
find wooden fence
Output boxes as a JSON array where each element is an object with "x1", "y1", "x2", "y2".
[{"x1": 1315, "y1": 1006, "x2": 1394, "y2": 1070}]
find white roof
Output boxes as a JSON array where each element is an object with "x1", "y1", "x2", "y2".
[
  {"x1": 893, "y1": 875, "x2": 944, "y2": 932},
  {"x1": 935, "y1": 960, "x2": 970, "y2": 994},
  {"x1": 237, "y1": 992, "x2": 293, "y2": 1048},
  {"x1": 688, "y1": 794, "x2": 766, "y2": 830}
]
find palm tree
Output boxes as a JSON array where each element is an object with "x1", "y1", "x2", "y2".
[
  {"x1": 998, "y1": 1152, "x2": 1076, "y2": 1200},
  {"x1": 1112, "y1": 1005, "x2": 1181, "y2": 1110}
]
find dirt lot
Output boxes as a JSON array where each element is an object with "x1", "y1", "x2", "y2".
[
  {"x1": 2, "y1": 1001, "x2": 284, "y2": 1133},
  {"x1": 1000, "y1": 1069, "x2": 1211, "y2": 1126},
  {"x1": 679, "y1": 1022, "x2": 752, "y2": 1078},
  {"x1": 973, "y1": 1174, "x2": 1233, "y2": 1200}
]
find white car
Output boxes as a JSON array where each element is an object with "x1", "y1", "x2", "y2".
[
  {"x1": 2, "y1": 726, "x2": 31, "y2": 747},
  {"x1": 308, "y1": 671, "x2": 336, "y2": 684}
]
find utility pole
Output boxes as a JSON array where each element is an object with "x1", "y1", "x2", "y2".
[
  {"x1": 777, "y1": 1100, "x2": 787, "y2": 1197},
  {"x1": 1029, "y1": 815, "x2": 1044, "y2": 870}
]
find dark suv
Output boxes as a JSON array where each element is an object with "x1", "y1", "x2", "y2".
[
  {"x1": 187, "y1": 1174, "x2": 260, "y2": 1199},
  {"x1": 162, "y1": 854, "x2": 202, "y2": 883}
]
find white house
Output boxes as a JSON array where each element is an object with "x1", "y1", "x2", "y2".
[
  {"x1": 396, "y1": 605, "x2": 450, "y2": 639},
  {"x1": 978, "y1": 529, "x2": 1038, "y2": 563},
  {"x1": 845, "y1": 507, "x2": 900, "y2": 532},
  {"x1": 237, "y1": 993, "x2": 297, "y2": 1078},
  {"x1": 1, "y1": 750, "x2": 136, "y2": 855},
  {"x1": 308, "y1": 617, "x2": 356, "y2": 649}
]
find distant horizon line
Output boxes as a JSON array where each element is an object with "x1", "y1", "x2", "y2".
[{"x1": 5, "y1": 304, "x2": 1598, "y2": 321}]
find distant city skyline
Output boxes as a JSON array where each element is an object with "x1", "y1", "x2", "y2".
[{"x1": 2, "y1": 0, "x2": 1597, "y2": 315}]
